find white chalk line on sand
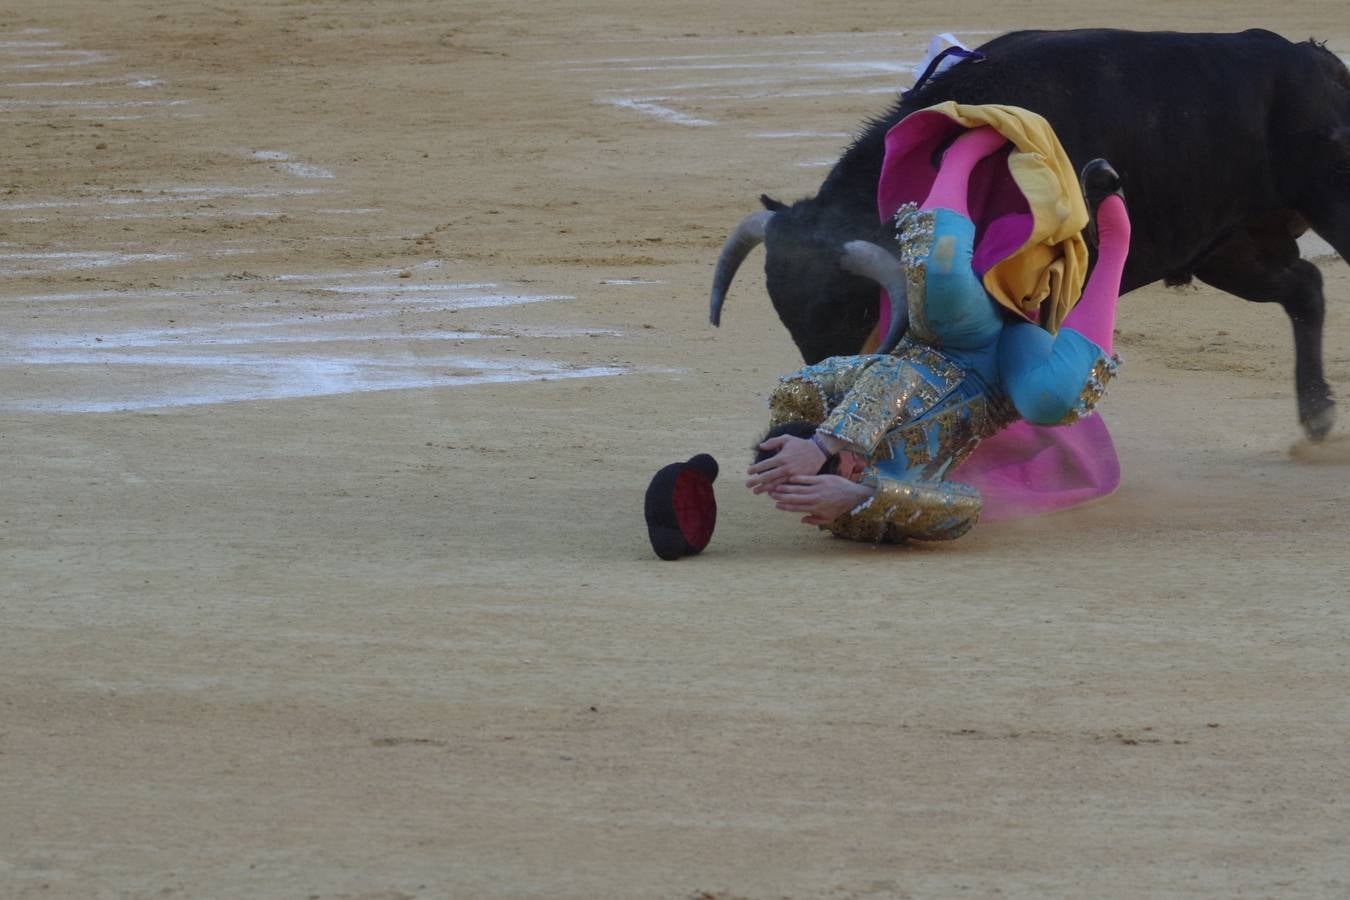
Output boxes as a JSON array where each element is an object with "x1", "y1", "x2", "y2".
[
  {"x1": 1, "y1": 75, "x2": 163, "y2": 88},
  {"x1": 272, "y1": 261, "x2": 445, "y2": 282},
  {"x1": 0, "y1": 187, "x2": 324, "y2": 211},
  {"x1": 0, "y1": 287, "x2": 246, "y2": 304},
  {"x1": 0, "y1": 270, "x2": 626, "y2": 411},
  {"x1": 586, "y1": 46, "x2": 902, "y2": 127},
  {"x1": 544, "y1": 28, "x2": 1006, "y2": 50},
  {"x1": 573, "y1": 59, "x2": 913, "y2": 75},
  {"x1": 309, "y1": 291, "x2": 576, "y2": 310},
  {"x1": 584, "y1": 28, "x2": 1004, "y2": 128},
  {"x1": 595, "y1": 57, "x2": 921, "y2": 126},
  {"x1": 0, "y1": 244, "x2": 261, "y2": 277},
  {"x1": 0, "y1": 98, "x2": 184, "y2": 109},
  {"x1": 605, "y1": 82, "x2": 900, "y2": 125},
  {"x1": 689, "y1": 84, "x2": 903, "y2": 101},
  {"x1": 314, "y1": 281, "x2": 524, "y2": 294},
  {"x1": 753, "y1": 130, "x2": 851, "y2": 139},
  {"x1": 5, "y1": 347, "x2": 628, "y2": 412},
  {"x1": 23, "y1": 324, "x2": 620, "y2": 350},
  {"x1": 0, "y1": 286, "x2": 570, "y2": 314},
  {"x1": 96, "y1": 209, "x2": 283, "y2": 222},
  {"x1": 6, "y1": 356, "x2": 629, "y2": 413},
  {"x1": 186, "y1": 290, "x2": 576, "y2": 320},
  {"x1": 592, "y1": 60, "x2": 922, "y2": 103},
  {"x1": 561, "y1": 47, "x2": 886, "y2": 66},
  {"x1": 0, "y1": 250, "x2": 179, "y2": 261},
  {"x1": 161, "y1": 185, "x2": 325, "y2": 198},
  {"x1": 0, "y1": 250, "x2": 182, "y2": 276},
  {"x1": 11, "y1": 209, "x2": 285, "y2": 224},
  {"x1": 57, "y1": 112, "x2": 202, "y2": 122},
  {"x1": 251, "y1": 150, "x2": 336, "y2": 179},
  {"x1": 0, "y1": 44, "x2": 97, "y2": 54},
  {"x1": 598, "y1": 97, "x2": 715, "y2": 127},
  {"x1": 0, "y1": 49, "x2": 111, "y2": 70},
  {"x1": 279, "y1": 162, "x2": 335, "y2": 179}
]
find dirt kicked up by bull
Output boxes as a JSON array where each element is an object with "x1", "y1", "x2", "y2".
[{"x1": 710, "y1": 28, "x2": 1350, "y2": 441}]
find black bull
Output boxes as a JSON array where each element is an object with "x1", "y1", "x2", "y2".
[{"x1": 710, "y1": 28, "x2": 1350, "y2": 439}]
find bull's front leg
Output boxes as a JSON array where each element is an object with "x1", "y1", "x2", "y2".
[
  {"x1": 1295, "y1": 182, "x2": 1350, "y2": 439},
  {"x1": 1282, "y1": 262, "x2": 1336, "y2": 440}
]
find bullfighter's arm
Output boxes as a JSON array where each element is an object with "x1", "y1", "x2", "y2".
[
  {"x1": 767, "y1": 355, "x2": 881, "y2": 428},
  {"x1": 822, "y1": 466, "x2": 982, "y2": 543}
]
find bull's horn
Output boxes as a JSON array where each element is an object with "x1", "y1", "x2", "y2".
[
  {"x1": 839, "y1": 240, "x2": 909, "y2": 354},
  {"x1": 709, "y1": 210, "x2": 774, "y2": 326}
]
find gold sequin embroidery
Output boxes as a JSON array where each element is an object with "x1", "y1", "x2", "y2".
[
  {"x1": 1054, "y1": 353, "x2": 1120, "y2": 425},
  {"x1": 768, "y1": 379, "x2": 828, "y2": 428},
  {"x1": 826, "y1": 472, "x2": 982, "y2": 543},
  {"x1": 894, "y1": 204, "x2": 937, "y2": 344},
  {"x1": 816, "y1": 342, "x2": 963, "y2": 454}
]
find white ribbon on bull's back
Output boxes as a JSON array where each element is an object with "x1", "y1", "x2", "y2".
[{"x1": 906, "y1": 33, "x2": 983, "y2": 97}]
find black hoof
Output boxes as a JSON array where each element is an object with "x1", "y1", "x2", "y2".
[
  {"x1": 1301, "y1": 400, "x2": 1336, "y2": 442},
  {"x1": 1081, "y1": 158, "x2": 1123, "y2": 198}
]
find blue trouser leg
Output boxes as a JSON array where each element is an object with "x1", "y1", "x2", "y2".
[{"x1": 912, "y1": 209, "x2": 1003, "y2": 353}]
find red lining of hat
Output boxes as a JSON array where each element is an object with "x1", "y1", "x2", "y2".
[{"x1": 673, "y1": 469, "x2": 715, "y2": 551}]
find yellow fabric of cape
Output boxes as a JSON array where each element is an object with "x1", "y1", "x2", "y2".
[{"x1": 924, "y1": 102, "x2": 1090, "y2": 330}]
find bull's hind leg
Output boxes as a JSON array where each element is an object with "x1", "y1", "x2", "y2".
[{"x1": 1193, "y1": 215, "x2": 1335, "y2": 439}]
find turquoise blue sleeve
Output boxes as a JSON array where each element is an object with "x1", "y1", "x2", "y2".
[{"x1": 996, "y1": 323, "x2": 1118, "y2": 426}]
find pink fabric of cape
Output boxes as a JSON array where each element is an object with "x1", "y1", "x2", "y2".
[
  {"x1": 953, "y1": 415, "x2": 1120, "y2": 521},
  {"x1": 877, "y1": 108, "x2": 1121, "y2": 520}
]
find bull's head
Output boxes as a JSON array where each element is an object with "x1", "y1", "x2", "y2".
[{"x1": 709, "y1": 194, "x2": 910, "y2": 362}]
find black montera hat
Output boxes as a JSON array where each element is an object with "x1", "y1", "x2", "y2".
[{"x1": 644, "y1": 453, "x2": 719, "y2": 561}]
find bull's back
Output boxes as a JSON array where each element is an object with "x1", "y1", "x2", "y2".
[{"x1": 888, "y1": 29, "x2": 1315, "y2": 282}]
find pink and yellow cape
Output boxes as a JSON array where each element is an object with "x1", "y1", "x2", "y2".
[{"x1": 865, "y1": 102, "x2": 1121, "y2": 519}]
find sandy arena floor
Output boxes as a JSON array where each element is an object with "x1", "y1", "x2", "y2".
[{"x1": 3, "y1": 1, "x2": 1350, "y2": 898}]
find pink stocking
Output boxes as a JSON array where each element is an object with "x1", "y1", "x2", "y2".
[
  {"x1": 1062, "y1": 195, "x2": 1130, "y2": 354},
  {"x1": 920, "y1": 126, "x2": 1009, "y2": 217}
]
